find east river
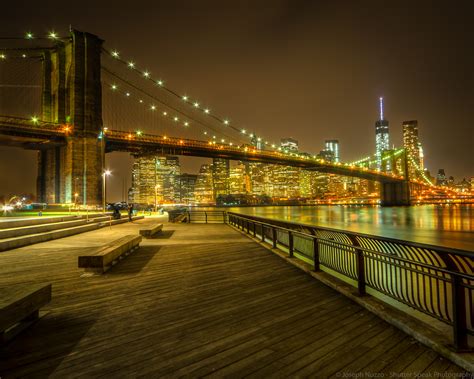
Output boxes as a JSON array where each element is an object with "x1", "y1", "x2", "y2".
[{"x1": 221, "y1": 204, "x2": 474, "y2": 252}]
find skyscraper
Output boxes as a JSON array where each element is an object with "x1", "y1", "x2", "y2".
[
  {"x1": 130, "y1": 155, "x2": 180, "y2": 204},
  {"x1": 375, "y1": 97, "x2": 390, "y2": 171},
  {"x1": 402, "y1": 120, "x2": 421, "y2": 179},
  {"x1": 324, "y1": 140, "x2": 340, "y2": 162},
  {"x1": 212, "y1": 158, "x2": 230, "y2": 198},
  {"x1": 195, "y1": 164, "x2": 214, "y2": 204},
  {"x1": 177, "y1": 174, "x2": 197, "y2": 204}
]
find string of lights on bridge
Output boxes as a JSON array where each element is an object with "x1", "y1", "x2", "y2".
[
  {"x1": 0, "y1": 31, "x2": 439, "y2": 189},
  {"x1": 349, "y1": 148, "x2": 404, "y2": 167},
  {"x1": 103, "y1": 79, "x2": 242, "y2": 145},
  {"x1": 102, "y1": 48, "x2": 281, "y2": 150}
]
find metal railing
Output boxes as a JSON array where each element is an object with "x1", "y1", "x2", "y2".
[
  {"x1": 168, "y1": 210, "x2": 227, "y2": 223},
  {"x1": 227, "y1": 212, "x2": 474, "y2": 351}
]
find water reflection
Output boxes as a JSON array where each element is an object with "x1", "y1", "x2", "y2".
[{"x1": 226, "y1": 205, "x2": 474, "y2": 251}]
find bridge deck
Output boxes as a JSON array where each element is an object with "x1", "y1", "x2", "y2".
[{"x1": 0, "y1": 219, "x2": 468, "y2": 377}]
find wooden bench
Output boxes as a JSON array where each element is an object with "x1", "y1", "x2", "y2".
[
  {"x1": 139, "y1": 223, "x2": 163, "y2": 238},
  {"x1": 78, "y1": 235, "x2": 142, "y2": 273},
  {"x1": 0, "y1": 283, "x2": 52, "y2": 344}
]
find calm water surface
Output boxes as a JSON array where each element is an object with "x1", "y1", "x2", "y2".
[{"x1": 224, "y1": 205, "x2": 474, "y2": 251}]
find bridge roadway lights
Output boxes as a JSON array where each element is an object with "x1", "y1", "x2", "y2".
[{"x1": 380, "y1": 181, "x2": 411, "y2": 206}]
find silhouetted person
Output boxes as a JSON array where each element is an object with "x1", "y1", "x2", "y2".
[
  {"x1": 128, "y1": 203, "x2": 134, "y2": 222},
  {"x1": 112, "y1": 205, "x2": 121, "y2": 220}
]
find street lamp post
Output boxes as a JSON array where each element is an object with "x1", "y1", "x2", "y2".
[
  {"x1": 102, "y1": 170, "x2": 111, "y2": 213},
  {"x1": 154, "y1": 184, "x2": 160, "y2": 213}
]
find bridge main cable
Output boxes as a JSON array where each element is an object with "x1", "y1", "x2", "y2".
[{"x1": 101, "y1": 65, "x2": 249, "y2": 145}]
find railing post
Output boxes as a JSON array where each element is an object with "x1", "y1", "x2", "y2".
[
  {"x1": 349, "y1": 235, "x2": 365, "y2": 296},
  {"x1": 253, "y1": 222, "x2": 256, "y2": 237},
  {"x1": 205, "y1": 212, "x2": 208, "y2": 224},
  {"x1": 356, "y1": 247, "x2": 365, "y2": 296},
  {"x1": 187, "y1": 211, "x2": 191, "y2": 223},
  {"x1": 246, "y1": 221, "x2": 250, "y2": 234},
  {"x1": 313, "y1": 237, "x2": 320, "y2": 271},
  {"x1": 288, "y1": 231, "x2": 294, "y2": 257},
  {"x1": 261, "y1": 225, "x2": 265, "y2": 242},
  {"x1": 451, "y1": 274, "x2": 468, "y2": 351},
  {"x1": 272, "y1": 227, "x2": 277, "y2": 248}
]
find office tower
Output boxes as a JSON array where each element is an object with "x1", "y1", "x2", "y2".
[
  {"x1": 436, "y1": 169, "x2": 447, "y2": 186},
  {"x1": 195, "y1": 164, "x2": 214, "y2": 204},
  {"x1": 271, "y1": 165, "x2": 300, "y2": 198},
  {"x1": 177, "y1": 174, "x2": 197, "y2": 204},
  {"x1": 324, "y1": 140, "x2": 340, "y2": 162},
  {"x1": 299, "y1": 170, "x2": 319, "y2": 198},
  {"x1": 249, "y1": 163, "x2": 266, "y2": 195},
  {"x1": 161, "y1": 156, "x2": 180, "y2": 202},
  {"x1": 229, "y1": 162, "x2": 249, "y2": 194},
  {"x1": 131, "y1": 155, "x2": 180, "y2": 204},
  {"x1": 212, "y1": 158, "x2": 230, "y2": 198},
  {"x1": 402, "y1": 120, "x2": 422, "y2": 179},
  {"x1": 375, "y1": 97, "x2": 390, "y2": 171},
  {"x1": 280, "y1": 138, "x2": 299, "y2": 152},
  {"x1": 317, "y1": 149, "x2": 335, "y2": 162}
]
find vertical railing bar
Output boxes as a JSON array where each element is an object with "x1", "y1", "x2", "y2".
[
  {"x1": 288, "y1": 231, "x2": 294, "y2": 258},
  {"x1": 451, "y1": 274, "x2": 468, "y2": 350},
  {"x1": 313, "y1": 237, "x2": 320, "y2": 271}
]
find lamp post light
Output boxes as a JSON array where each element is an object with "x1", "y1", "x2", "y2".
[
  {"x1": 74, "y1": 192, "x2": 79, "y2": 209},
  {"x1": 102, "y1": 170, "x2": 111, "y2": 213},
  {"x1": 154, "y1": 184, "x2": 161, "y2": 213}
]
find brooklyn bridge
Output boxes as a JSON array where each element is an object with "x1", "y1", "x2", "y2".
[{"x1": 0, "y1": 29, "x2": 438, "y2": 207}]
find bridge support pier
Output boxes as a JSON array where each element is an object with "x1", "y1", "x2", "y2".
[
  {"x1": 37, "y1": 30, "x2": 103, "y2": 206},
  {"x1": 380, "y1": 181, "x2": 411, "y2": 206}
]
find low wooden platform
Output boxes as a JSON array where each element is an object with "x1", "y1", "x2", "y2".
[
  {"x1": 139, "y1": 223, "x2": 163, "y2": 238},
  {"x1": 0, "y1": 219, "x2": 469, "y2": 377},
  {"x1": 78, "y1": 235, "x2": 142, "y2": 273}
]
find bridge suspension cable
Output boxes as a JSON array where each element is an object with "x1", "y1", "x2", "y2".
[
  {"x1": 101, "y1": 66, "x2": 248, "y2": 146},
  {"x1": 102, "y1": 47, "x2": 280, "y2": 149}
]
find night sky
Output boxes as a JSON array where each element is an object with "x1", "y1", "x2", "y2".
[{"x1": 0, "y1": 0, "x2": 472, "y2": 202}]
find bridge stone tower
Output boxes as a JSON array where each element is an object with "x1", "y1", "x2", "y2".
[
  {"x1": 37, "y1": 30, "x2": 103, "y2": 206},
  {"x1": 380, "y1": 149, "x2": 411, "y2": 206}
]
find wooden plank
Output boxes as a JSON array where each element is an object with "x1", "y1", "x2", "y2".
[{"x1": 0, "y1": 222, "x2": 468, "y2": 377}]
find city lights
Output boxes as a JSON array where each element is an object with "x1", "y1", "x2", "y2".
[
  {"x1": 48, "y1": 31, "x2": 58, "y2": 39},
  {"x1": 25, "y1": 32, "x2": 34, "y2": 39}
]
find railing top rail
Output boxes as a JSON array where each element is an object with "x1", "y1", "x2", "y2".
[{"x1": 227, "y1": 212, "x2": 474, "y2": 257}]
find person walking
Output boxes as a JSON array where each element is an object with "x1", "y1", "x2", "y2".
[{"x1": 128, "y1": 203, "x2": 134, "y2": 222}]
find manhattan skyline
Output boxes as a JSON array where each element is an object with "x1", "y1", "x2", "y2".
[{"x1": 0, "y1": 0, "x2": 472, "y2": 201}]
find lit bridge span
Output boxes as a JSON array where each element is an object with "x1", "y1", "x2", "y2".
[
  {"x1": 0, "y1": 115, "x2": 406, "y2": 184},
  {"x1": 0, "y1": 29, "x2": 424, "y2": 206}
]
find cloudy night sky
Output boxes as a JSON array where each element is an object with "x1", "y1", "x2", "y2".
[{"x1": 0, "y1": 0, "x2": 472, "y2": 201}]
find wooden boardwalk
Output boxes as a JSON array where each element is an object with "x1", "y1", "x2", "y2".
[{"x1": 0, "y1": 219, "x2": 469, "y2": 377}]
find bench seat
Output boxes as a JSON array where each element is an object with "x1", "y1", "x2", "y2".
[
  {"x1": 78, "y1": 235, "x2": 142, "y2": 273},
  {"x1": 0, "y1": 283, "x2": 52, "y2": 343},
  {"x1": 139, "y1": 223, "x2": 163, "y2": 238}
]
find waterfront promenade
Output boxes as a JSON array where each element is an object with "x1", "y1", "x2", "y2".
[{"x1": 0, "y1": 218, "x2": 469, "y2": 377}]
